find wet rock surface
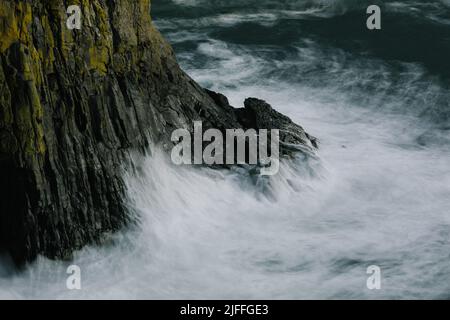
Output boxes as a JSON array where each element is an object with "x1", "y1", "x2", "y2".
[{"x1": 0, "y1": 0, "x2": 316, "y2": 264}]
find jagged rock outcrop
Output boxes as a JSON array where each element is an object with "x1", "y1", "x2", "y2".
[{"x1": 0, "y1": 0, "x2": 316, "y2": 264}]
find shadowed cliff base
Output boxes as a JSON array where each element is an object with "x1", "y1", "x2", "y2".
[{"x1": 0, "y1": 0, "x2": 315, "y2": 265}]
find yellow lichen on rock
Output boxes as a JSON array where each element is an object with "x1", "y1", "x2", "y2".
[
  {"x1": 0, "y1": 1, "x2": 48, "y2": 155},
  {"x1": 15, "y1": 44, "x2": 47, "y2": 156},
  {"x1": 0, "y1": 1, "x2": 33, "y2": 53},
  {"x1": 88, "y1": 45, "x2": 110, "y2": 75},
  {"x1": 39, "y1": 15, "x2": 56, "y2": 70}
]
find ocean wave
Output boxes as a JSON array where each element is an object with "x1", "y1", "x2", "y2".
[
  {"x1": 159, "y1": 0, "x2": 450, "y2": 29},
  {"x1": 166, "y1": 0, "x2": 449, "y2": 17},
  {"x1": 156, "y1": 0, "x2": 450, "y2": 82}
]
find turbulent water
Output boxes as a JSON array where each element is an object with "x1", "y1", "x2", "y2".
[{"x1": 1, "y1": 0, "x2": 450, "y2": 299}]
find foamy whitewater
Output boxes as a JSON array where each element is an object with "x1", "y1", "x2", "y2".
[{"x1": 1, "y1": 0, "x2": 449, "y2": 299}]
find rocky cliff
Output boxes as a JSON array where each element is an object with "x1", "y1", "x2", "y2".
[{"x1": 0, "y1": 0, "x2": 316, "y2": 264}]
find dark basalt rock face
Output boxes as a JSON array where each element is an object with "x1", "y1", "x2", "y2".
[
  {"x1": 0, "y1": 0, "x2": 317, "y2": 264},
  {"x1": 240, "y1": 98, "x2": 318, "y2": 151}
]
